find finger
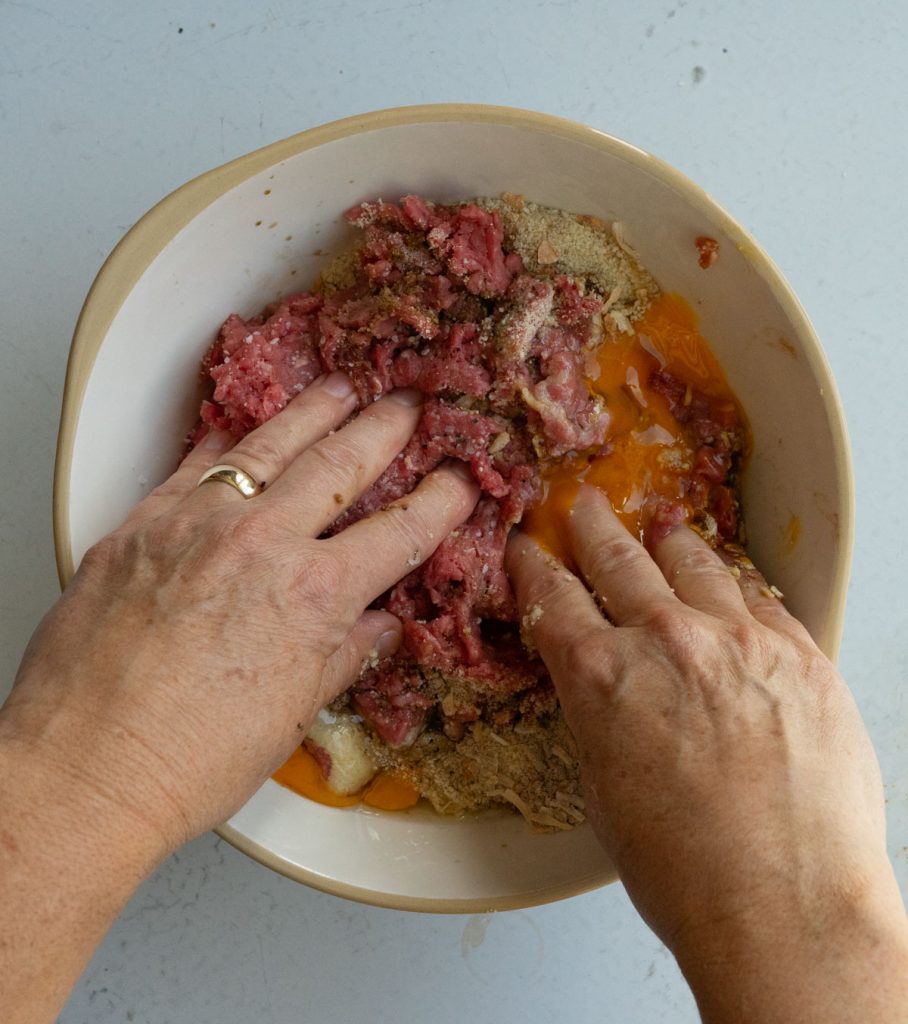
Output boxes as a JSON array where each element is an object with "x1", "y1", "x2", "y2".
[
  {"x1": 191, "y1": 372, "x2": 359, "y2": 508},
  {"x1": 126, "y1": 426, "x2": 234, "y2": 525},
  {"x1": 717, "y1": 547, "x2": 814, "y2": 646},
  {"x1": 568, "y1": 485, "x2": 676, "y2": 626},
  {"x1": 326, "y1": 461, "x2": 480, "y2": 607},
  {"x1": 319, "y1": 610, "x2": 402, "y2": 703},
  {"x1": 261, "y1": 388, "x2": 424, "y2": 535},
  {"x1": 650, "y1": 525, "x2": 750, "y2": 619},
  {"x1": 505, "y1": 530, "x2": 614, "y2": 684}
]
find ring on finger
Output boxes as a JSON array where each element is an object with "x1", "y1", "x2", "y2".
[{"x1": 197, "y1": 463, "x2": 263, "y2": 499}]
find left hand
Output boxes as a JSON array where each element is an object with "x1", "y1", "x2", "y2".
[{"x1": 505, "y1": 486, "x2": 908, "y2": 1021}]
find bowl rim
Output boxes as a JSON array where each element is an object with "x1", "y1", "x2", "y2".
[
  {"x1": 217, "y1": 819, "x2": 616, "y2": 914},
  {"x1": 53, "y1": 103, "x2": 855, "y2": 912}
]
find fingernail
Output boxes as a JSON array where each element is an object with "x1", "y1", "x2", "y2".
[
  {"x1": 375, "y1": 629, "x2": 401, "y2": 659},
  {"x1": 387, "y1": 388, "x2": 423, "y2": 407},
  {"x1": 322, "y1": 372, "x2": 355, "y2": 399}
]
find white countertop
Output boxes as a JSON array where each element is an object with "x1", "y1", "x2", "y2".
[{"x1": 2, "y1": 1, "x2": 907, "y2": 1020}]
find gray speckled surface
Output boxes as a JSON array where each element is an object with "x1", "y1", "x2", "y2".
[{"x1": 1, "y1": 1, "x2": 906, "y2": 1020}]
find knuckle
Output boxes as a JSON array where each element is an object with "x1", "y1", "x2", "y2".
[
  {"x1": 307, "y1": 437, "x2": 364, "y2": 488},
  {"x1": 381, "y1": 501, "x2": 432, "y2": 554},
  {"x1": 727, "y1": 619, "x2": 772, "y2": 663},
  {"x1": 144, "y1": 512, "x2": 185, "y2": 552},
  {"x1": 647, "y1": 606, "x2": 703, "y2": 662},
  {"x1": 231, "y1": 434, "x2": 285, "y2": 480},
  {"x1": 671, "y1": 545, "x2": 721, "y2": 580},
  {"x1": 78, "y1": 530, "x2": 130, "y2": 578},
  {"x1": 797, "y1": 647, "x2": 836, "y2": 690},
  {"x1": 587, "y1": 533, "x2": 645, "y2": 582},
  {"x1": 289, "y1": 548, "x2": 346, "y2": 617},
  {"x1": 759, "y1": 601, "x2": 813, "y2": 644},
  {"x1": 146, "y1": 478, "x2": 181, "y2": 503},
  {"x1": 561, "y1": 631, "x2": 608, "y2": 680},
  {"x1": 417, "y1": 466, "x2": 478, "y2": 525},
  {"x1": 530, "y1": 565, "x2": 575, "y2": 611},
  {"x1": 208, "y1": 510, "x2": 269, "y2": 561}
]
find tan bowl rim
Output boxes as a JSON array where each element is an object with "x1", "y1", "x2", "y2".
[{"x1": 53, "y1": 103, "x2": 855, "y2": 912}]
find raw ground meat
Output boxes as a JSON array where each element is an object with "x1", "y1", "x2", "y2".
[{"x1": 192, "y1": 194, "x2": 744, "y2": 827}]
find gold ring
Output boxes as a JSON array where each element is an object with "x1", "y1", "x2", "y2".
[{"x1": 196, "y1": 464, "x2": 263, "y2": 499}]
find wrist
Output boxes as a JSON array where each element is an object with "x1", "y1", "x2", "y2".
[
  {"x1": 673, "y1": 867, "x2": 908, "y2": 1022},
  {"x1": 0, "y1": 698, "x2": 174, "y2": 886},
  {"x1": 0, "y1": 701, "x2": 170, "y2": 1024}
]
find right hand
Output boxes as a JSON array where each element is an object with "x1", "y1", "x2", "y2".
[
  {"x1": 4, "y1": 374, "x2": 478, "y2": 860},
  {"x1": 507, "y1": 485, "x2": 908, "y2": 1021}
]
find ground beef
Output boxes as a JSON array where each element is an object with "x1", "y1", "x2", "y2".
[
  {"x1": 192, "y1": 195, "x2": 742, "y2": 826},
  {"x1": 196, "y1": 197, "x2": 616, "y2": 751},
  {"x1": 648, "y1": 368, "x2": 742, "y2": 543}
]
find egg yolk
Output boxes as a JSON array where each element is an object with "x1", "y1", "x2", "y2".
[
  {"x1": 273, "y1": 746, "x2": 420, "y2": 811},
  {"x1": 522, "y1": 292, "x2": 743, "y2": 559},
  {"x1": 274, "y1": 293, "x2": 741, "y2": 813}
]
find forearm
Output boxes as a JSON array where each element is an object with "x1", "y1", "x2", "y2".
[
  {"x1": 0, "y1": 709, "x2": 167, "y2": 1024},
  {"x1": 674, "y1": 873, "x2": 908, "y2": 1023}
]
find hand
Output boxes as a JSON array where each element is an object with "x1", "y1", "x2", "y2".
[
  {"x1": 0, "y1": 371, "x2": 478, "y2": 1024},
  {"x1": 3, "y1": 372, "x2": 478, "y2": 856},
  {"x1": 507, "y1": 484, "x2": 908, "y2": 1022}
]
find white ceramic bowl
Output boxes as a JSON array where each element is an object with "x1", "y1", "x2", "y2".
[{"x1": 54, "y1": 105, "x2": 853, "y2": 912}]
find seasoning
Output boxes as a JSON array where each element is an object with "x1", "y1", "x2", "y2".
[
  {"x1": 479, "y1": 195, "x2": 658, "y2": 319},
  {"x1": 201, "y1": 192, "x2": 745, "y2": 831}
]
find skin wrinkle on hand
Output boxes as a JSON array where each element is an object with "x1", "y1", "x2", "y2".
[
  {"x1": 0, "y1": 378, "x2": 482, "y2": 1024},
  {"x1": 505, "y1": 500, "x2": 908, "y2": 1022},
  {"x1": 2, "y1": 357, "x2": 908, "y2": 1023}
]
